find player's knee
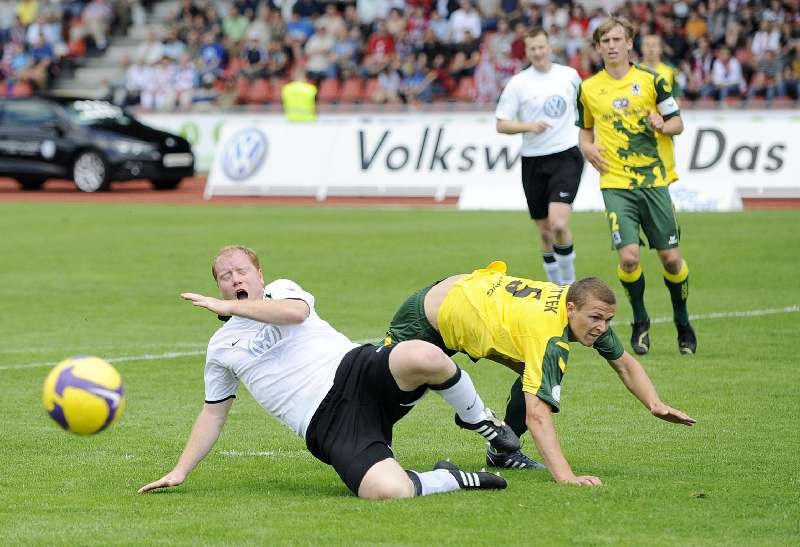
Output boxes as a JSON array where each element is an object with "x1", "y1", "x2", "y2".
[
  {"x1": 619, "y1": 256, "x2": 639, "y2": 272},
  {"x1": 549, "y1": 218, "x2": 569, "y2": 237},
  {"x1": 358, "y1": 476, "x2": 415, "y2": 500},
  {"x1": 392, "y1": 340, "x2": 451, "y2": 377}
]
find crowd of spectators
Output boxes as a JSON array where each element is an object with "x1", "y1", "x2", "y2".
[
  {"x1": 3, "y1": 0, "x2": 800, "y2": 107},
  {"x1": 0, "y1": 0, "x2": 149, "y2": 95}
]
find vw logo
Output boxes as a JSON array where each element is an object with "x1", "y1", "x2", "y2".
[
  {"x1": 222, "y1": 128, "x2": 268, "y2": 181},
  {"x1": 543, "y1": 95, "x2": 567, "y2": 118}
]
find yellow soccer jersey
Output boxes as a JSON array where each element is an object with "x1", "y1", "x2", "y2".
[
  {"x1": 642, "y1": 61, "x2": 683, "y2": 98},
  {"x1": 437, "y1": 261, "x2": 623, "y2": 411},
  {"x1": 576, "y1": 64, "x2": 680, "y2": 190}
]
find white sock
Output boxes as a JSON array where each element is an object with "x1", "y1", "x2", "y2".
[
  {"x1": 408, "y1": 469, "x2": 460, "y2": 496},
  {"x1": 431, "y1": 369, "x2": 486, "y2": 424},
  {"x1": 543, "y1": 260, "x2": 561, "y2": 284},
  {"x1": 554, "y1": 250, "x2": 576, "y2": 285}
]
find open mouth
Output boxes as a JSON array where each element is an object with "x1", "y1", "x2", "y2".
[{"x1": 236, "y1": 289, "x2": 249, "y2": 300}]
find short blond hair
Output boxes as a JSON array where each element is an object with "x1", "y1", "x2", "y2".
[
  {"x1": 592, "y1": 16, "x2": 635, "y2": 46},
  {"x1": 211, "y1": 245, "x2": 261, "y2": 280}
]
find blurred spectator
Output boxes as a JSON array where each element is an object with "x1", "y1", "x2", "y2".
[
  {"x1": 163, "y1": 28, "x2": 187, "y2": 60},
  {"x1": 330, "y1": 26, "x2": 361, "y2": 78},
  {"x1": 660, "y1": 17, "x2": 687, "y2": 65},
  {"x1": 135, "y1": 30, "x2": 164, "y2": 65},
  {"x1": 399, "y1": 55, "x2": 435, "y2": 103},
  {"x1": 83, "y1": 0, "x2": 114, "y2": 51},
  {"x1": 265, "y1": 38, "x2": 289, "y2": 77},
  {"x1": 141, "y1": 56, "x2": 176, "y2": 110},
  {"x1": 197, "y1": 31, "x2": 226, "y2": 84},
  {"x1": 684, "y1": 7, "x2": 707, "y2": 43},
  {"x1": 428, "y1": 9, "x2": 450, "y2": 43},
  {"x1": 488, "y1": 17, "x2": 513, "y2": 63},
  {"x1": 174, "y1": 54, "x2": 198, "y2": 109},
  {"x1": 247, "y1": 5, "x2": 273, "y2": 45},
  {"x1": 748, "y1": 48, "x2": 785, "y2": 100},
  {"x1": 223, "y1": 4, "x2": 250, "y2": 44},
  {"x1": 704, "y1": 46, "x2": 746, "y2": 100},
  {"x1": 385, "y1": 8, "x2": 406, "y2": 37},
  {"x1": 684, "y1": 35, "x2": 714, "y2": 100},
  {"x1": 293, "y1": 0, "x2": 323, "y2": 19},
  {"x1": 318, "y1": 3, "x2": 346, "y2": 36},
  {"x1": 304, "y1": 24, "x2": 334, "y2": 81},
  {"x1": 16, "y1": 0, "x2": 39, "y2": 27},
  {"x1": 364, "y1": 19, "x2": 395, "y2": 75},
  {"x1": 752, "y1": 20, "x2": 782, "y2": 61},
  {"x1": 373, "y1": 61, "x2": 402, "y2": 103},
  {"x1": 241, "y1": 30, "x2": 268, "y2": 79},
  {"x1": 450, "y1": 0, "x2": 482, "y2": 43}
]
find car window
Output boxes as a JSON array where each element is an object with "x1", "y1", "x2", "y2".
[
  {"x1": 65, "y1": 100, "x2": 134, "y2": 127},
  {"x1": 2, "y1": 101, "x2": 60, "y2": 126}
]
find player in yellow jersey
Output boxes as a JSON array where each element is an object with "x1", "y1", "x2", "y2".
[
  {"x1": 385, "y1": 261, "x2": 696, "y2": 486},
  {"x1": 640, "y1": 34, "x2": 683, "y2": 99},
  {"x1": 576, "y1": 17, "x2": 696, "y2": 356}
]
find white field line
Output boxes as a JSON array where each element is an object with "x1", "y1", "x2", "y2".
[{"x1": 1, "y1": 305, "x2": 797, "y2": 372}]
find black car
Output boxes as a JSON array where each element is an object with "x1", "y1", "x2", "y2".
[{"x1": 0, "y1": 96, "x2": 194, "y2": 192}]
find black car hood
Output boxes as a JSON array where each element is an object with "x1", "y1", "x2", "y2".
[{"x1": 87, "y1": 120, "x2": 185, "y2": 147}]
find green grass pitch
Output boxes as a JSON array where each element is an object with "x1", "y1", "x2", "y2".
[{"x1": 0, "y1": 203, "x2": 798, "y2": 545}]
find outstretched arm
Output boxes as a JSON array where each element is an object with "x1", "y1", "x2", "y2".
[
  {"x1": 138, "y1": 398, "x2": 234, "y2": 493},
  {"x1": 525, "y1": 393, "x2": 602, "y2": 486},
  {"x1": 608, "y1": 351, "x2": 696, "y2": 426},
  {"x1": 181, "y1": 293, "x2": 309, "y2": 325}
]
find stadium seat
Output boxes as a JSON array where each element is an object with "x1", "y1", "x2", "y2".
[
  {"x1": 270, "y1": 78, "x2": 288, "y2": 103},
  {"x1": 455, "y1": 76, "x2": 477, "y2": 102},
  {"x1": 234, "y1": 78, "x2": 250, "y2": 103},
  {"x1": 246, "y1": 79, "x2": 272, "y2": 104},
  {"x1": 317, "y1": 78, "x2": 341, "y2": 103},
  {"x1": 363, "y1": 78, "x2": 379, "y2": 102},
  {"x1": 340, "y1": 78, "x2": 365, "y2": 103},
  {"x1": 11, "y1": 81, "x2": 33, "y2": 97},
  {"x1": 223, "y1": 58, "x2": 245, "y2": 80}
]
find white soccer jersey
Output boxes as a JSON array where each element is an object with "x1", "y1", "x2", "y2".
[
  {"x1": 495, "y1": 63, "x2": 582, "y2": 157},
  {"x1": 203, "y1": 279, "x2": 358, "y2": 439}
]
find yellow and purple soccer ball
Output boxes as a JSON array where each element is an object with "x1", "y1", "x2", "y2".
[{"x1": 42, "y1": 356, "x2": 126, "y2": 435}]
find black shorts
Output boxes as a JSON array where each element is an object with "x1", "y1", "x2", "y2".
[
  {"x1": 521, "y1": 146, "x2": 584, "y2": 219},
  {"x1": 305, "y1": 344, "x2": 427, "y2": 494}
]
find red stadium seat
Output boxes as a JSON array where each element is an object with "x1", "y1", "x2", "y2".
[
  {"x1": 246, "y1": 78, "x2": 272, "y2": 104},
  {"x1": 363, "y1": 78, "x2": 379, "y2": 102},
  {"x1": 234, "y1": 78, "x2": 250, "y2": 103},
  {"x1": 11, "y1": 81, "x2": 33, "y2": 97},
  {"x1": 455, "y1": 76, "x2": 477, "y2": 102},
  {"x1": 317, "y1": 78, "x2": 341, "y2": 103},
  {"x1": 271, "y1": 78, "x2": 288, "y2": 103},
  {"x1": 340, "y1": 78, "x2": 365, "y2": 103}
]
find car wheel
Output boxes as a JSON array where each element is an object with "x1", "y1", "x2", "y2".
[
  {"x1": 150, "y1": 177, "x2": 182, "y2": 190},
  {"x1": 72, "y1": 150, "x2": 110, "y2": 192},
  {"x1": 17, "y1": 177, "x2": 47, "y2": 191}
]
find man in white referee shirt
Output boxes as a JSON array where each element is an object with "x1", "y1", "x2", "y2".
[
  {"x1": 496, "y1": 27, "x2": 584, "y2": 286},
  {"x1": 138, "y1": 246, "x2": 518, "y2": 499}
]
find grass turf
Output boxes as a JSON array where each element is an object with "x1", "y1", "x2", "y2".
[{"x1": 0, "y1": 203, "x2": 798, "y2": 545}]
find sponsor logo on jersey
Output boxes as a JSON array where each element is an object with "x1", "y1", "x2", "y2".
[
  {"x1": 612, "y1": 97, "x2": 630, "y2": 109},
  {"x1": 543, "y1": 95, "x2": 568, "y2": 118},
  {"x1": 222, "y1": 128, "x2": 268, "y2": 181}
]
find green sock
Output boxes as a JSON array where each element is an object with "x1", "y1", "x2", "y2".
[
  {"x1": 663, "y1": 262, "x2": 690, "y2": 326},
  {"x1": 503, "y1": 377, "x2": 528, "y2": 440},
  {"x1": 618, "y1": 264, "x2": 649, "y2": 323}
]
